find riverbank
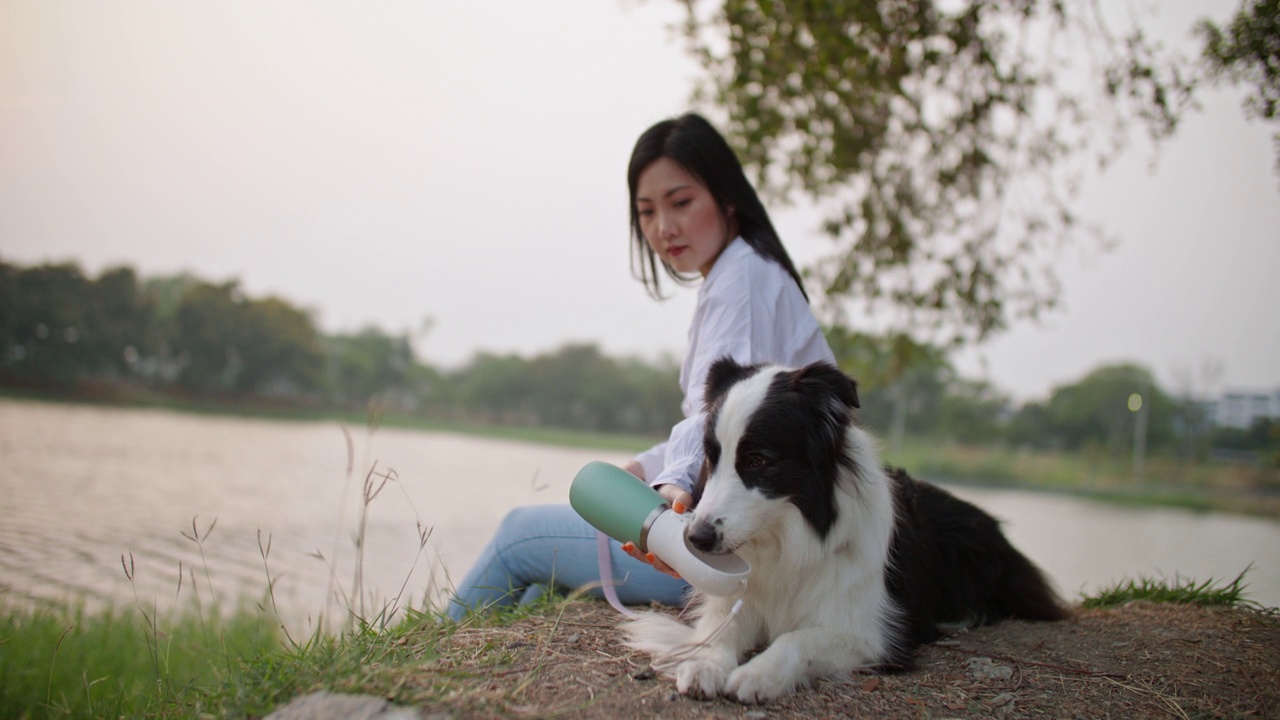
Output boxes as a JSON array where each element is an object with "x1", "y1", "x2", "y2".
[
  {"x1": 6, "y1": 589, "x2": 1277, "y2": 719},
  {"x1": 0, "y1": 387, "x2": 662, "y2": 454},
  {"x1": 381, "y1": 599, "x2": 1279, "y2": 720},
  {"x1": 4, "y1": 394, "x2": 1279, "y2": 717},
  {"x1": 4, "y1": 389, "x2": 1277, "y2": 518}
]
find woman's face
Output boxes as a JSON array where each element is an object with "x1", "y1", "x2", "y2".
[{"x1": 634, "y1": 157, "x2": 732, "y2": 278}]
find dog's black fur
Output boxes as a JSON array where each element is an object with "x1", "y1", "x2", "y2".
[
  {"x1": 701, "y1": 358, "x2": 1070, "y2": 666},
  {"x1": 625, "y1": 359, "x2": 1068, "y2": 701},
  {"x1": 881, "y1": 467, "x2": 1070, "y2": 666},
  {"x1": 702, "y1": 359, "x2": 1068, "y2": 668}
]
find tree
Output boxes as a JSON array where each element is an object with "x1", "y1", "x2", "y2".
[
  {"x1": 826, "y1": 327, "x2": 943, "y2": 390},
  {"x1": 615, "y1": 353, "x2": 685, "y2": 435},
  {"x1": 82, "y1": 266, "x2": 157, "y2": 377},
  {"x1": 1033, "y1": 363, "x2": 1177, "y2": 454},
  {"x1": 826, "y1": 328, "x2": 951, "y2": 449},
  {"x1": 234, "y1": 297, "x2": 326, "y2": 396},
  {"x1": 172, "y1": 281, "x2": 245, "y2": 395},
  {"x1": 325, "y1": 326, "x2": 419, "y2": 407},
  {"x1": 2, "y1": 263, "x2": 93, "y2": 388},
  {"x1": 0, "y1": 261, "x2": 17, "y2": 368},
  {"x1": 938, "y1": 379, "x2": 1012, "y2": 445},
  {"x1": 673, "y1": 1, "x2": 1194, "y2": 348},
  {"x1": 440, "y1": 344, "x2": 682, "y2": 435},
  {"x1": 1197, "y1": 0, "x2": 1280, "y2": 173},
  {"x1": 172, "y1": 283, "x2": 327, "y2": 398},
  {"x1": 522, "y1": 343, "x2": 682, "y2": 434},
  {"x1": 525, "y1": 344, "x2": 623, "y2": 430},
  {"x1": 450, "y1": 352, "x2": 534, "y2": 424},
  {"x1": 1212, "y1": 417, "x2": 1278, "y2": 449}
]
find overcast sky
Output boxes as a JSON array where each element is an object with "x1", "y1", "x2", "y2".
[{"x1": 2, "y1": 0, "x2": 1277, "y2": 402}]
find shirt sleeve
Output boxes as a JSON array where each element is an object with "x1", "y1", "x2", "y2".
[
  {"x1": 648, "y1": 415, "x2": 706, "y2": 494},
  {"x1": 648, "y1": 276, "x2": 778, "y2": 494},
  {"x1": 631, "y1": 442, "x2": 667, "y2": 483}
]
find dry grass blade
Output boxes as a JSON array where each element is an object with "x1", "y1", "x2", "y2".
[
  {"x1": 257, "y1": 528, "x2": 297, "y2": 648},
  {"x1": 341, "y1": 423, "x2": 354, "y2": 476},
  {"x1": 1103, "y1": 676, "x2": 1192, "y2": 720},
  {"x1": 179, "y1": 515, "x2": 220, "y2": 615},
  {"x1": 47, "y1": 623, "x2": 75, "y2": 709}
]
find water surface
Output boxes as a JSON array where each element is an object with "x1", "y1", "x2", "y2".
[{"x1": 2, "y1": 399, "x2": 1276, "y2": 628}]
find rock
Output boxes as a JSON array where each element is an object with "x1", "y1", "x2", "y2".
[
  {"x1": 964, "y1": 656, "x2": 1014, "y2": 681},
  {"x1": 264, "y1": 691, "x2": 426, "y2": 720},
  {"x1": 989, "y1": 692, "x2": 1015, "y2": 708}
]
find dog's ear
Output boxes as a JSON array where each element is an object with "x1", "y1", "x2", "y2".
[
  {"x1": 703, "y1": 356, "x2": 760, "y2": 409},
  {"x1": 788, "y1": 362, "x2": 860, "y2": 409}
]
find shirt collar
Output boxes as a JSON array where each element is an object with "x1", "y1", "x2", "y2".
[{"x1": 703, "y1": 236, "x2": 750, "y2": 288}]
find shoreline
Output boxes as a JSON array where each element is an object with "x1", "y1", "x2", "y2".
[
  {"x1": 4, "y1": 390, "x2": 1276, "y2": 519},
  {"x1": 288, "y1": 599, "x2": 1280, "y2": 719},
  {"x1": 6, "y1": 591, "x2": 1278, "y2": 719}
]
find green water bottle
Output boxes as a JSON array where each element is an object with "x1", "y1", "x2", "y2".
[
  {"x1": 569, "y1": 460, "x2": 669, "y2": 550},
  {"x1": 569, "y1": 460, "x2": 750, "y2": 596}
]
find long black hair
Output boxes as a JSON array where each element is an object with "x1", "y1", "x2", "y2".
[{"x1": 627, "y1": 112, "x2": 809, "y2": 302}]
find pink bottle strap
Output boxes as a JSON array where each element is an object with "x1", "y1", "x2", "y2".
[{"x1": 595, "y1": 531, "x2": 637, "y2": 617}]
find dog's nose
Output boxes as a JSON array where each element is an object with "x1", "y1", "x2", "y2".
[{"x1": 686, "y1": 519, "x2": 719, "y2": 553}]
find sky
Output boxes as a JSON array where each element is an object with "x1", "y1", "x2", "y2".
[{"x1": 2, "y1": 0, "x2": 1277, "y2": 403}]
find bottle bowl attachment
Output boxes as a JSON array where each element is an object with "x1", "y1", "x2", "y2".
[{"x1": 570, "y1": 461, "x2": 750, "y2": 597}]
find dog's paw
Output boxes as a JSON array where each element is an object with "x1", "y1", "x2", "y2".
[
  {"x1": 674, "y1": 658, "x2": 731, "y2": 700},
  {"x1": 725, "y1": 663, "x2": 797, "y2": 704}
]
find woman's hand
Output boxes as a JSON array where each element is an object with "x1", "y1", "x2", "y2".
[
  {"x1": 621, "y1": 483, "x2": 694, "y2": 579},
  {"x1": 656, "y1": 483, "x2": 694, "y2": 515}
]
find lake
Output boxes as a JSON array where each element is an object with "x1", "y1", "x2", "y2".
[{"x1": 2, "y1": 398, "x2": 1277, "y2": 631}]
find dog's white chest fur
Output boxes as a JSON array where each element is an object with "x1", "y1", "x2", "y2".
[
  {"x1": 623, "y1": 364, "x2": 900, "y2": 702},
  {"x1": 622, "y1": 359, "x2": 1066, "y2": 704}
]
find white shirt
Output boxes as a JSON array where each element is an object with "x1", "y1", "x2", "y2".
[{"x1": 632, "y1": 237, "x2": 836, "y2": 493}]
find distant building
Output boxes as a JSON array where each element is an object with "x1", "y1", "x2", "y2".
[{"x1": 1212, "y1": 389, "x2": 1280, "y2": 429}]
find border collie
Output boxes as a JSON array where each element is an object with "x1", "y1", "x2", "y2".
[{"x1": 624, "y1": 359, "x2": 1068, "y2": 703}]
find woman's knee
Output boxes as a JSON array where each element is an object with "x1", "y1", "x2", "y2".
[
  {"x1": 493, "y1": 504, "x2": 584, "y2": 543},
  {"x1": 493, "y1": 505, "x2": 550, "y2": 542}
]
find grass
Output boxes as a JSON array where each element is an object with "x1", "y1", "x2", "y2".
[
  {"x1": 0, "y1": 588, "x2": 583, "y2": 719},
  {"x1": 884, "y1": 436, "x2": 1280, "y2": 517},
  {"x1": 203, "y1": 606, "x2": 453, "y2": 717},
  {"x1": 0, "y1": 406, "x2": 461, "y2": 719},
  {"x1": 7, "y1": 569, "x2": 1270, "y2": 719},
  {"x1": 2, "y1": 394, "x2": 1276, "y2": 716},
  {"x1": 0, "y1": 394, "x2": 617, "y2": 719},
  {"x1": 0, "y1": 600, "x2": 280, "y2": 719},
  {"x1": 1079, "y1": 567, "x2": 1267, "y2": 611}
]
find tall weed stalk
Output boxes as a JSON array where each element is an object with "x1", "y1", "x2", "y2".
[{"x1": 2, "y1": 404, "x2": 448, "y2": 718}]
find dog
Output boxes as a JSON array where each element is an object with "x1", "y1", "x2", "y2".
[{"x1": 623, "y1": 358, "x2": 1068, "y2": 703}]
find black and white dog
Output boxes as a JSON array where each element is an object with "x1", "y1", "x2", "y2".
[{"x1": 624, "y1": 359, "x2": 1068, "y2": 703}]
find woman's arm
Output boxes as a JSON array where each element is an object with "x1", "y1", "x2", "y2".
[
  {"x1": 628, "y1": 443, "x2": 666, "y2": 484},
  {"x1": 644, "y1": 285, "x2": 764, "y2": 494}
]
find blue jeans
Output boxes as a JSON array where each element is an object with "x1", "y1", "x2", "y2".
[{"x1": 447, "y1": 503, "x2": 690, "y2": 620}]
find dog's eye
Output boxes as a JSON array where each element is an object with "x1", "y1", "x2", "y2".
[{"x1": 744, "y1": 454, "x2": 767, "y2": 470}]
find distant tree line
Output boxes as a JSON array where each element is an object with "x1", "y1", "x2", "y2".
[
  {"x1": 1, "y1": 259, "x2": 1274, "y2": 465},
  {"x1": 0, "y1": 259, "x2": 684, "y2": 437}
]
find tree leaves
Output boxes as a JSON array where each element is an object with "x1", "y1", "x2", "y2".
[
  {"x1": 1196, "y1": 0, "x2": 1280, "y2": 173},
  {"x1": 676, "y1": 0, "x2": 1196, "y2": 348}
]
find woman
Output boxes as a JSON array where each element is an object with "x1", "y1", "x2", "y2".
[{"x1": 446, "y1": 113, "x2": 835, "y2": 620}]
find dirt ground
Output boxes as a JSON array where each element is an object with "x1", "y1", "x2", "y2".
[{"x1": 407, "y1": 600, "x2": 1280, "y2": 719}]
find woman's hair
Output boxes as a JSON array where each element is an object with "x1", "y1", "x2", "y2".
[{"x1": 627, "y1": 112, "x2": 809, "y2": 302}]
